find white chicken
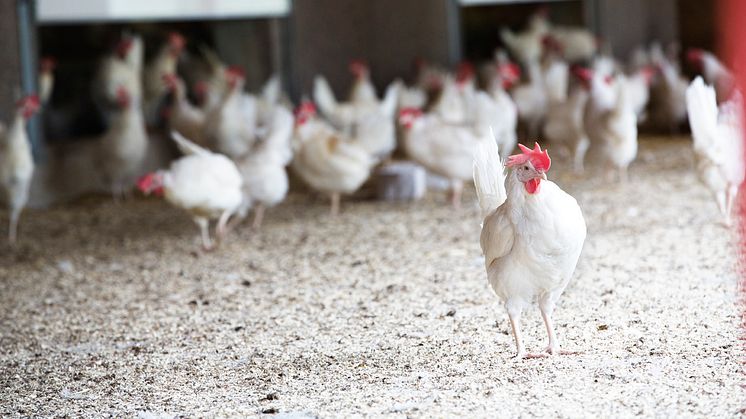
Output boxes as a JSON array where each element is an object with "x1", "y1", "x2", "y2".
[
  {"x1": 649, "y1": 52, "x2": 688, "y2": 133},
  {"x1": 542, "y1": 64, "x2": 590, "y2": 173},
  {"x1": 1, "y1": 95, "x2": 40, "y2": 244},
  {"x1": 292, "y1": 101, "x2": 374, "y2": 215},
  {"x1": 474, "y1": 139, "x2": 586, "y2": 358},
  {"x1": 686, "y1": 77, "x2": 745, "y2": 225},
  {"x1": 39, "y1": 57, "x2": 56, "y2": 105},
  {"x1": 94, "y1": 34, "x2": 144, "y2": 112},
  {"x1": 203, "y1": 66, "x2": 258, "y2": 160},
  {"x1": 687, "y1": 48, "x2": 736, "y2": 102},
  {"x1": 143, "y1": 32, "x2": 186, "y2": 125},
  {"x1": 137, "y1": 132, "x2": 243, "y2": 250},
  {"x1": 622, "y1": 66, "x2": 656, "y2": 121},
  {"x1": 313, "y1": 76, "x2": 399, "y2": 161},
  {"x1": 235, "y1": 105, "x2": 294, "y2": 229},
  {"x1": 399, "y1": 93, "x2": 494, "y2": 208},
  {"x1": 511, "y1": 59, "x2": 548, "y2": 139},
  {"x1": 163, "y1": 74, "x2": 207, "y2": 146},
  {"x1": 485, "y1": 62, "x2": 520, "y2": 159},
  {"x1": 500, "y1": 12, "x2": 549, "y2": 66},
  {"x1": 430, "y1": 63, "x2": 477, "y2": 125},
  {"x1": 97, "y1": 86, "x2": 148, "y2": 198},
  {"x1": 348, "y1": 60, "x2": 378, "y2": 106},
  {"x1": 580, "y1": 69, "x2": 638, "y2": 182}
]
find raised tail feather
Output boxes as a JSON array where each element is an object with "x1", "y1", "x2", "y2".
[
  {"x1": 473, "y1": 128, "x2": 507, "y2": 218},
  {"x1": 313, "y1": 76, "x2": 339, "y2": 117},
  {"x1": 686, "y1": 76, "x2": 719, "y2": 152},
  {"x1": 171, "y1": 131, "x2": 210, "y2": 157}
]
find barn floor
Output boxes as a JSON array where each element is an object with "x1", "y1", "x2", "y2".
[{"x1": 0, "y1": 136, "x2": 743, "y2": 417}]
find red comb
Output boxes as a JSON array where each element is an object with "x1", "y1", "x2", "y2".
[
  {"x1": 116, "y1": 37, "x2": 134, "y2": 58},
  {"x1": 686, "y1": 48, "x2": 704, "y2": 62},
  {"x1": 225, "y1": 65, "x2": 245, "y2": 79},
  {"x1": 399, "y1": 107, "x2": 423, "y2": 118},
  {"x1": 456, "y1": 61, "x2": 475, "y2": 83},
  {"x1": 294, "y1": 100, "x2": 317, "y2": 125},
  {"x1": 17, "y1": 95, "x2": 40, "y2": 109},
  {"x1": 349, "y1": 60, "x2": 368, "y2": 77},
  {"x1": 194, "y1": 81, "x2": 208, "y2": 94},
  {"x1": 640, "y1": 66, "x2": 657, "y2": 84},
  {"x1": 498, "y1": 62, "x2": 521, "y2": 81},
  {"x1": 571, "y1": 66, "x2": 593, "y2": 82},
  {"x1": 40, "y1": 57, "x2": 56, "y2": 72},
  {"x1": 162, "y1": 73, "x2": 179, "y2": 87},
  {"x1": 168, "y1": 32, "x2": 185, "y2": 50},
  {"x1": 115, "y1": 86, "x2": 131, "y2": 107},
  {"x1": 507, "y1": 142, "x2": 551, "y2": 172}
]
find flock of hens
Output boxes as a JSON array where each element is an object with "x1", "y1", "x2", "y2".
[{"x1": 0, "y1": 9, "x2": 742, "y2": 358}]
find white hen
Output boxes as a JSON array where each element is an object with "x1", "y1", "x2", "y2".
[
  {"x1": 474, "y1": 139, "x2": 586, "y2": 358},
  {"x1": 137, "y1": 132, "x2": 243, "y2": 250},
  {"x1": 1, "y1": 95, "x2": 40, "y2": 244},
  {"x1": 686, "y1": 77, "x2": 745, "y2": 225},
  {"x1": 98, "y1": 87, "x2": 148, "y2": 199},
  {"x1": 292, "y1": 102, "x2": 374, "y2": 215},
  {"x1": 203, "y1": 66, "x2": 258, "y2": 160},
  {"x1": 399, "y1": 93, "x2": 494, "y2": 207},
  {"x1": 235, "y1": 105, "x2": 294, "y2": 229}
]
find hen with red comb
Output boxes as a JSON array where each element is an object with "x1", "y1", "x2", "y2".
[{"x1": 474, "y1": 138, "x2": 586, "y2": 359}]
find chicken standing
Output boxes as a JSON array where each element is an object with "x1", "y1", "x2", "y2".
[
  {"x1": 687, "y1": 48, "x2": 736, "y2": 102},
  {"x1": 1, "y1": 95, "x2": 40, "y2": 244},
  {"x1": 235, "y1": 105, "x2": 294, "y2": 229},
  {"x1": 474, "y1": 140, "x2": 586, "y2": 358},
  {"x1": 291, "y1": 101, "x2": 374, "y2": 215},
  {"x1": 348, "y1": 60, "x2": 378, "y2": 106},
  {"x1": 137, "y1": 132, "x2": 243, "y2": 250},
  {"x1": 685, "y1": 77, "x2": 745, "y2": 225},
  {"x1": 98, "y1": 87, "x2": 148, "y2": 199},
  {"x1": 94, "y1": 34, "x2": 143, "y2": 114},
  {"x1": 580, "y1": 69, "x2": 638, "y2": 181},
  {"x1": 543, "y1": 64, "x2": 590, "y2": 173},
  {"x1": 203, "y1": 66, "x2": 258, "y2": 160},
  {"x1": 39, "y1": 57, "x2": 56, "y2": 105},
  {"x1": 163, "y1": 74, "x2": 207, "y2": 146},
  {"x1": 399, "y1": 93, "x2": 494, "y2": 208},
  {"x1": 143, "y1": 32, "x2": 186, "y2": 125}
]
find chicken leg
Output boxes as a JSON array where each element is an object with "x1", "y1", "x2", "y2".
[
  {"x1": 330, "y1": 192, "x2": 341, "y2": 216},
  {"x1": 539, "y1": 294, "x2": 579, "y2": 356},
  {"x1": 194, "y1": 216, "x2": 213, "y2": 251},
  {"x1": 252, "y1": 204, "x2": 265, "y2": 230},
  {"x1": 450, "y1": 180, "x2": 463, "y2": 209},
  {"x1": 8, "y1": 206, "x2": 21, "y2": 245},
  {"x1": 215, "y1": 209, "x2": 232, "y2": 243}
]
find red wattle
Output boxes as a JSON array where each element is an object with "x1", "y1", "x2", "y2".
[{"x1": 524, "y1": 178, "x2": 541, "y2": 194}]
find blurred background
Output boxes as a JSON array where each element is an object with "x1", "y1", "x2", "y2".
[{"x1": 0, "y1": 0, "x2": 717, "y2": 152}]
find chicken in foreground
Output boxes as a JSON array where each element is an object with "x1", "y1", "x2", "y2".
[
  {"x1": 137, "y1": 132, "x2": 243, "y2": 250},
  {"x1": 685, "y1": 77, "x2": 745, "y2": 225},
  {"x1": 474, "y1": 140, "x2": 586, "y2": 359},
  {"x1": 1, "y1": 95, "x2": 40, "y2": 244}
]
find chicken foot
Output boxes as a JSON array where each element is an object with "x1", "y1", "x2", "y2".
[
  {"x1": 194, "y1": 216, "x2": 214, "y2": 251},
  {"x1": 330, "y1": 192, "x2": 341, "y2": 216},
  {"x1": 252, "y1": 204, "x2": 265, "y2": 230}
]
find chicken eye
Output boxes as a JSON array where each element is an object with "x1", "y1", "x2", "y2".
[{"x1": 523, "y1": 166, "x2": 528, "y2": 170}]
